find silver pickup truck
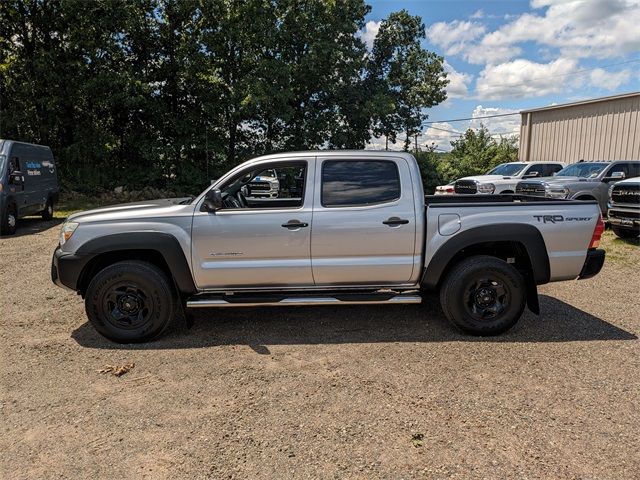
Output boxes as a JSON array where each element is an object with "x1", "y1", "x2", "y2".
[{"x1": 51, "y1": 151, "x2": 606, "y2": 343}]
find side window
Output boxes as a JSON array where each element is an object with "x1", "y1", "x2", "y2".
[
  {"x1": 547, "y1": 164, "x2": 564, "y2": 176},
  {"x1": 218, "y1": 161, "x2": 306, "y2": 210},
  {"x1": 626, "y1": 162, "x2": 640, "y2": 178},
  {"x1": 606, "y1": 163, "x2": 629, "y2": 177},
  {"x1": 9, "y1": 156, "x2": 20, "y2": 173},
  {"x1": 321, "y1": 160, "x2": 400, "y2": 207},
  {"x1": 524, "y1": 164, "x2": 545, "y2": 177}
]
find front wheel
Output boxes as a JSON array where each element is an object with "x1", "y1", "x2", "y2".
[
  {"x1": 440, "y1": 255, "x2": 526, "y2": 336},
  {"x1": 1, "y1": 203, "x2": 17, "y2": 235},
  {"x1": 85, "y1": 260, "x2": 176, "y2": 343}
]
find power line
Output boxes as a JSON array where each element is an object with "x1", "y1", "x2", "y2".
[
  {"x1": 424, "y1": 57, "x2": 640, "y2": 126},
  {"x1": 423, "y1": 112, "x2": 519, "y2": 124},
  {"x1": 425, "y1": 125, "x2": 464, "y2": 135}
]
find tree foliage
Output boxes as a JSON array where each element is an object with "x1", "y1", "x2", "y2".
[
  {"x1": 0, "y1": 0, "x2": 447, "y2": 194},
  {"x1": 435, "y1": 126, "x2": 519, "y2": 181}
]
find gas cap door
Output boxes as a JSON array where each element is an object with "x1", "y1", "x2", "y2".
[{"x1": 438, "y1": 213, "x2": 461, "y2": 236}]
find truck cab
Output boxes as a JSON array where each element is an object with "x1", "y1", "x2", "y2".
[{"x1": 0, "y1": 140, "x2": 59, "y2": 235}]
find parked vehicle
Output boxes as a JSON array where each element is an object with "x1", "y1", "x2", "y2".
[
  {"x1": 607, "y1": 177, "x2": 640, "y2": 238},
  {"x1": 434, "y1": 181, "x2": 455, "y2": 195},
  {"x1": 243, "y1": 168, "x2": 280, "y2": 198},
  {"x1": 51, "y1": 151, "x2": 605, "y2": 343},
  {"x1": 454, "y1": 161, "x2": 565, "y2": 195},
  {"x1": 516, "y1": 160, "x2": 640, "y2": 214},
  {"x1": 0, "y1": 140, "x2": 59, "y2": 235}
]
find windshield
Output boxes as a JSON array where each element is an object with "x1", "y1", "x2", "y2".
[
  {"x1": 486, "y1": 163, "x2": 527, "y2": 176},
  {"x1": 556, "y1": 162, "x2": 608, "y2": 178}
]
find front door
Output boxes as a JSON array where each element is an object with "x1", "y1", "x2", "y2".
[
  {"x1": 191, "y1": 158, "x2": 314, "y2": 289},
  {"x1": 311, "y1": 156, "x2": 418, "y2": 285}
]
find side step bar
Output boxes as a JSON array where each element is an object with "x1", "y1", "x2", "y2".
[{"x1": 186, "y1": 292, "x2": 422, "y2": 308}]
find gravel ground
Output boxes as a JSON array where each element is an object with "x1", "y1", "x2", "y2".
[{"x1": 1, "y1": 219, "x2": 639, "y2": 479}]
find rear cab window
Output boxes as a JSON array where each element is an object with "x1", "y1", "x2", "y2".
[{"x1": 321, "y1": 160, "x2": 401, "y2": 207}]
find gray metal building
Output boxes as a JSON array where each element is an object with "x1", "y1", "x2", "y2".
[{"x1": 519, "y1": 91, "x2": 640, "y2": 163}]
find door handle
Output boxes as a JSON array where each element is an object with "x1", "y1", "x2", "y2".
[
  {"x1": 282, "y1": 220, "x2": 308, "y2": 229},
  {"x1": 383, "y1": 217, "x2": 409, "y2": 226}
]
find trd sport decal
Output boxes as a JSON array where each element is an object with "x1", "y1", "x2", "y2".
[{"x1": 533, "y1": 215, "x2": 592, "y2": 224}]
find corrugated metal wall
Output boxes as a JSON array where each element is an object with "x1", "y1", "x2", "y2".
[{"x1": 519, "y1": 93, "x2": 640, "y2": 163}]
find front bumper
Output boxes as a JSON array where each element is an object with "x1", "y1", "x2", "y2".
[
  {"x1": 578, "y1": 248, "x2": 605, "y2": 280},
  {"x1": 51, "y1": 246, "x2": 89, "y2": 292},
  {"x1": 608, "y1": 205, "x2": 640, "y2": 229}
]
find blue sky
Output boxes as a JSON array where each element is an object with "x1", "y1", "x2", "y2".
[{"x1": 363, "y1": 0, "x2": 640, "y2": 150}]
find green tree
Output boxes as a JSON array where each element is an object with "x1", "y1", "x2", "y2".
[
  {"x1": 435, "y1": 125, "x2": 519, "y2": 182},
  {"x1": 369, "y1": 10, "x2": 448, "y2": 151},
  {"x1": 0, "y1": 1, "x2": 456, "y2": 195}
]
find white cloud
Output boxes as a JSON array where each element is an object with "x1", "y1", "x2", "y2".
[
  {"x1": 588, "y1": 68, "x2": 632, "y2": 90},
  {"x1": 426, "y1": 20, "x2": 486, "y2": 57},
  {"x1": 427, "y1": 0, "x2": 640, "y2": 67},
  {"x1": 475, "y1": 0, "x2": 640, "y2": 62},
  {"x1": 358, "y1": 20, "x2": 380, "y2": 50},
  {"x1": 475, "y1": 58, "x2": 579, "y2": 99},
  {"x1": 444, "y1": 61, "x2": 472, "y2": 99},
  {"x1": 423, "y1": 122, "x2": 461, "y2": 150},
  {"x1": 468, "y1": 106, "x2": 520, "y2": 138}
]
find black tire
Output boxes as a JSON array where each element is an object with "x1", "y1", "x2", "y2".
[
  {"x1": 41, "y1": 197, "x2": 54, "y2": 220},
  {"x1": 85, "y1": 260, "x2": 176, "y2": 343},
  {"x1": 1, "y1": 203, "x2": 17, "y2": 235},
  {"x1": 611, "y1": 225, "x2": 639, "y2": 239},
  {"x1": 440, "y1": 255, "x2": 526, "y2": 336}
]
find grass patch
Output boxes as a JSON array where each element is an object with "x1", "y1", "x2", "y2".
[
  {"x1": 54, "y1": 196, "x2": 124, "y2": 219},
  {"x1": 599, "y1": 229, "x2": 640, "y2": 267}
]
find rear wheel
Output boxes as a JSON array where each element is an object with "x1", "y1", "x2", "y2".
[
  {"x1": 440, "y1": 255, "x2": 526, "y2": 336},
  {"x1": 85, "y1": 260, "x2": 176, "y2": 343},
  {"x1": 611, "y1": 225, "x2": 639, "y2": 239},
  {"x1": 41, "y1": 197, "x2": 54, "y2": 220},
  {"x1": 1, "y1": 203, "x2": 17, "y2": 235}
]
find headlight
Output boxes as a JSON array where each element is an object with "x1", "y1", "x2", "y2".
[
  {"x1": 544, "y1": 185, "x2": 569, "y2": 199},
  {"x1": 59, "y1": 222, "x2": 79, "y2": 245},
  {"x1": 477, "y1": 183, "x2": 495, "y2": 194}
]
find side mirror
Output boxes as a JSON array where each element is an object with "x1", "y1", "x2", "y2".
[
  {"x1": 603, "y1": 171, "x2": 625, "y2": 182},
  {"x1": 523, "y1": 171, "x2": 539, "y2": 178},
  {"x1": 9, "y1": 172, "x2": 24, "y2": 186},
  {"x1": 202, "y1": 188, "x2": 223, "y2": 212}
]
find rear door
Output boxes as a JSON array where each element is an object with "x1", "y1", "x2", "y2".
[{"x1": 311, "y1": 156, "x2": 417, "y2": 285}]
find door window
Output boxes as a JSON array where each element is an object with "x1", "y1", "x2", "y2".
[
  {"x1": 217, "y1": 162, "x2": 306, "y2": 209},
  {"x1": 606, "y1": 163, "x2": 630, "y2": 178},
  {"x1": 546, "y1": 164, "x2": 564, "y2": 176},
  {"x1": 321, "y1": 160, "x2": 400, "y2": 207},
  {"x1": 523, "y1": 164, "x2": 545, "y2": 177}
]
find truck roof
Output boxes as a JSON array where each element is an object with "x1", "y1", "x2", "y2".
[{"x1": 248, "y1": 150, "x2": 417, "y2": 162}]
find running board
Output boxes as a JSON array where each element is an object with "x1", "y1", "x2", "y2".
[{"x1": 186, "y1": 292, "x2": 422, "y2": 308}]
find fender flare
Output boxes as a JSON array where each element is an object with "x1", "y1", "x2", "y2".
[
  {"x1": 421, "y1": 223, "x2": 550, "y2": 290},
  {"x1": 77, "y1": 232, "x2": 196, "y2": 294}
]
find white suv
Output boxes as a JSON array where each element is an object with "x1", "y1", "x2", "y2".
[{"x1": 454, "y1": 162, "x2": 566, "y2": 195}]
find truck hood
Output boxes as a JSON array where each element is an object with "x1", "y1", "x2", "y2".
[
  {"x1": 67, "y1": 197, "x2": 194, "y2": 223},
  {"x1": 458, "y1": 175, "x2": 512, "y2": 183}
]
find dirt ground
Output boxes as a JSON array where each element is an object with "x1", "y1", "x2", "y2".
[{"x1": 1, "y1": 218, "x2": 639, "y2": 479}]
